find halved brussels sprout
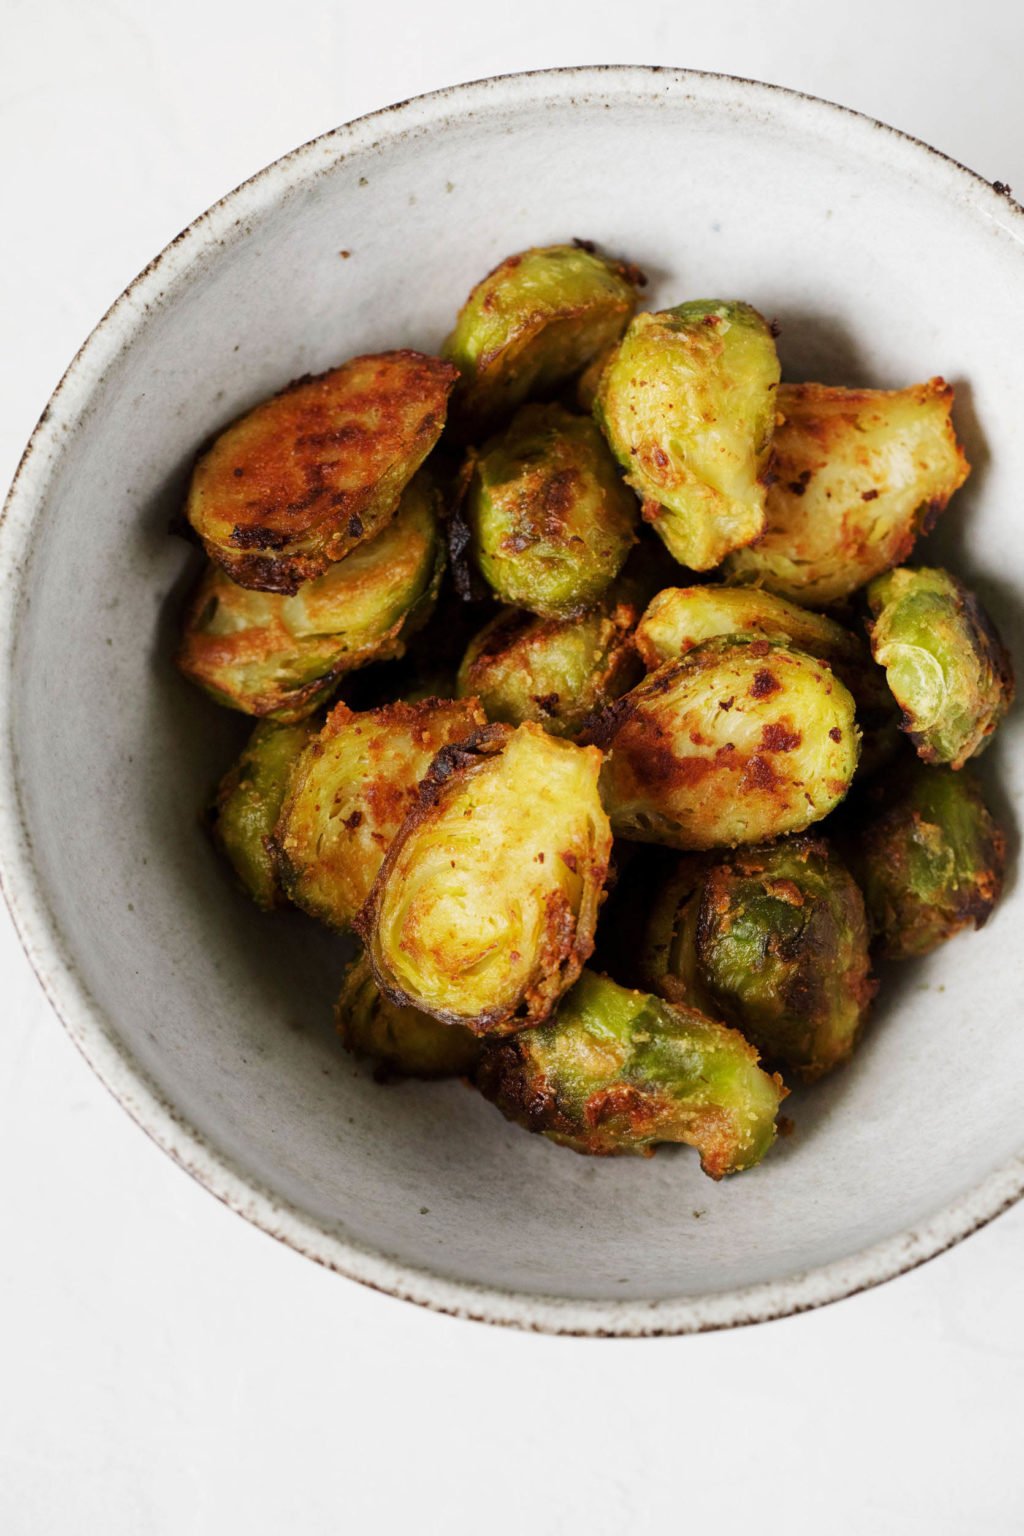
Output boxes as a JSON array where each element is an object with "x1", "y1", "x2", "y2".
[
  {"x1": 633, "y1": 581, "x2": 900, "y2": 778},
  {"x1": 725, "y1": 380, "x2": 970, "y2": 605},
  {"x1": 590, "y1": 637, "x2": 859, "y2": 849},
  {"x1": 443, "y1": 243, "x2": 641, "y2": 438},
  {"x1": 594, "y1": 301, "x2": 781, "y2": 570},
  {"x1": 465, "y1": 403, "x2": 638, "y2": 617},
  {"x1": 456, "y1": 591, "x2": 641, "y2": 738},
  {"x1": 866, "y1": 567, "x2": 1014, "y2": 767},
  {"x1": 853, "y1": 764, "x2": 1006, "y2": 958},
  {"x1": 178, "y1": 473, "x2": 444, "y2": 721},
  {"x1": 336, "y1": 951, "x2": 481, "y2": 1079},
  {"x1": 475, "y1": 969, "x2": 785, "y2": 1175},
  {"x1": 274, "y1": 696, "x2": 486, "y2": 928},
  {"x1": 634, "y1": 583, "x2": 863, "y2": 671},
  {"x1": 186, "y1": 351, "x2": 458, "y2": 593},
  {"x1": 642, "y1": 838, "x2": 874, "y2": 1081},
  {"x1": 210, "y1": 718, "x2": 316, "y2": 909},
  {"x1": 357, "y1": 723, "x2": 612, "y2": 1034}
]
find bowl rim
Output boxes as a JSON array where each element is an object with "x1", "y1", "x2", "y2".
[{"x1": 2, "y1": 63, "x2": 1023, "y2": 1337}]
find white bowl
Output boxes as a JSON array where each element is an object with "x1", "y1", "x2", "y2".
[{"x1": 2, "y1": 67, "x2": 1022, "y2": 1335}]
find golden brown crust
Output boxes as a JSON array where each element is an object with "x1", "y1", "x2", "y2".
[
  {"x1": 587, "y1": 641, "x2": 859, "y2": 850},
  {"x1": 187, "y1": 352, "x2": 458, "y2": 593},
  {"x1": 356, "y1": 723, "x2": 612, "y2": 1034},
  {"x1": 273, "y1": 696, "x2": 487, "y2": 928},
  {"x1": 726, "y1": 378, "x2": 970, "y2": 605}
]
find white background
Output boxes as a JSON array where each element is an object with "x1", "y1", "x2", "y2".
[{"x1": 2, "y1": 2, "x2": 1023, "y2": 1531}]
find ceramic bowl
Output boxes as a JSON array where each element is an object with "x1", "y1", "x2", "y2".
[{"x1": 2, "y1": 67, "x2": 1022, "y2": 1335}]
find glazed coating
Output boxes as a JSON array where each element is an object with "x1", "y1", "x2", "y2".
[
  {"x1": 642, "y1": 837, "x2": 875, "y2": 1081},
  {"x1": 274, "y1": 696, "x2": 486, "y2": 929},
  {"x1": 357, "y1": 723, "x2": 612, "y2": 1035},
  {"x1": 590, "y1": 637, "x2": 859, "y2": 849},
  {"x1": 726, "y1": 380, "x2": 969, "y2": 605},
  {"x1": 595, "y1": 300, "x2": 780, "y2": 570},
  {"x1": 465, "y1": 403, "x2": 638, "y2": 618},
  {"x1": 178, "y1": 472, "x2": 443, "y2": 721},
  {"x1": 186, "y1": 351, "x2": 457, "y2": 592},
  {"x1": 476, "y1": 969, "x2": 785, "y2": 1175},
  {"x1": 443, "y1": 243, "x2": 642, "y2": 438}
]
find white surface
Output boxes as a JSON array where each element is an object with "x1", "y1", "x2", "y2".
[{"x1": 2, "y1": 1, "x2": 1023, "y2": 1530}]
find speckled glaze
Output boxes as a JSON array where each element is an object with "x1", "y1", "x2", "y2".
[{"x1": 1, "y1": 68, "x2": 1022, "y2": 1335}]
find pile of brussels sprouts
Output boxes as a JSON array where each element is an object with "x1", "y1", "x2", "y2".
[{"x1": 177, "y1": 241, "x2": 1014, "y2": 1181}]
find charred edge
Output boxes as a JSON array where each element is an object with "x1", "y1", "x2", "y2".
[
  {"x1": 958, "y1": 580, "x2": 1016, "y2": 702},
  {"x1": 447, "y1": 456, "x2": 488, "y2": 602},
  {"x1": 475, "y1": 1042, "x2": 578, "y2": 1139},
  {"x1": 208, "y1": 546, "x2": 313, "y2": 595},
  {"x1": 578, "y1": 687, "x2": 639, "y2": 749},
  {"x1": 415, "y1": 722, "x2": 511, "y2": 805}
]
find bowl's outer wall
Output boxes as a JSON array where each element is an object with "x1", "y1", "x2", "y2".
[{"x1": 3, "y1": 71, "x2": 1024, "y2": 1326}]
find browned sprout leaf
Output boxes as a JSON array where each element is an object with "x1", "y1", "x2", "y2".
[
  {"x1": 476, "y1": 969, "x2": 785, "y2": 1175},
  {"x1": 641, "y1": 838, "x2": 875, "y2": 1081},
  {"x1": 633, "y1": 581, "x2": 900, "y2": 778},
  {"x1": 456, "y1": 591, "x2": 642, "y2": 738},
  {"x1": 274, "y1": 695, "x2": 486, "y2": 929},
  {"x1": 590, "y1": 638, "x2": 859, "y2": 849},
  {"x1": 595, "y1": 301, "x2": 780, "y2": 570},
  {"x1": 852, "y1": 763, "x2": 1006, "y2": 959},
  {"x1": 443, "y1": 243, "x2": 642, "y2": 439},
  {"x1": 211, "y1": 718, "x2": 316, "y2": 909},
  {"x1": 465, "y1": 403, "x2": 638, "y2": 618},
  {"x1": 357, "y1": 723, "x2": 612, "y2": 1035},
  {"x1": 725, "y1": 380, "x2": 970, "y2": 605},
  {"x1": 186, "y1": 351, "x2": 458, "y2": 593},
  {"x1": 178, "y1": 471, "x2": 444, "y2": 721}
]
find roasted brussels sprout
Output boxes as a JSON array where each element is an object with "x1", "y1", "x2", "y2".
[
  {"x1": 595, "y1": 301, "x2": 781, "y2": 570},
  {"x1": 475, "y1": 969, "x2": 785, "y2": 1175},
  {"x1": 178, "y1": 473, "x2": 444, "y2": 721},
  {"x1": 465, "y1": 403, "x2": 637, "y2": 617},
  {"x1": 725, "y1": 380, "x2": 970, "y2": 605},
  {"x1": 866, "y1": 567, "x2": 1014, "y2": 768},
  {"x1": 274, "y1": 696, "x2": 486, "y2": 928},
  {"x1": 357, "y1": 723, "x2": 612, "y2": 1034},
  {"x1": 186, "y1": 351, "x2": 457, "y2": 593},
  {"x1": 643, "y1": 838, "x2": 874, "y2": 1080},
  {"x1": 633, "y1": 582, "x2": 900, "y2": 778},
  {"x1": 336, "y1": 951, "x2": 481, "y2": 1079},
  {"x1": 456, "y1": 591, "x2": 641, "y2": 738},
  {"x1": 852, "y1": 764, "x2": 1006, "y2": 958},
  {"x1": 634, "y1": 583, "x2": 863, "y2": 672},
  {"x1": 590, "y1": 638, "x2": 859, "y2": 849},
  {"x1": 210, "y1": 718, "x2": 316, "y2": 909},
  {"x1": 443, "y1": 243, "x2": 641, "y2": 438}
]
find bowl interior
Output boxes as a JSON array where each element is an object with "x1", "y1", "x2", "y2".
[{"x1": 6, "y1": 72, "x2": 1023, "y2": 1319}]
